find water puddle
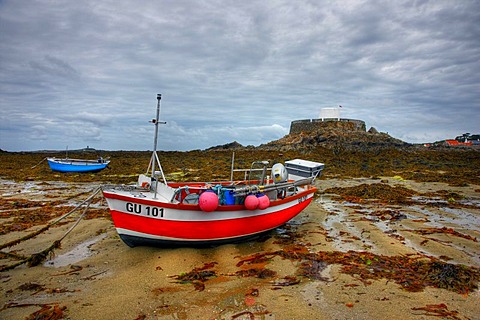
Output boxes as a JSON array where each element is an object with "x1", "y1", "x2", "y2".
[
  {"x1": 44, "y1": 233, "x2": 107, "y2": 267},
  {"x1": 0, "y1": 179, "x2": 43, "y2": 197},
  {"x1": 439, "y1": 207, "x2": 480, "y2": 232},
  {"x1": 411, "y1": 206, "x2": 480, "y2": 232},
  {"x1": 412, "y1": 196, "x2": 480, "y2": 208},
  {"x1": 318, "y1": 199, "x2": 373, "y2": 251}
]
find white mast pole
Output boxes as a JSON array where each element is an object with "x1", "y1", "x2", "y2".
[{"x1": 150, "y1": 94, "x2": 167, "y2": 185}]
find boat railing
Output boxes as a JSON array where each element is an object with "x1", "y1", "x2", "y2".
[
  {"x1": 168, "y1": 176, "x2": 314, "y2": 204},
  {"x1": 232, "y1": 177, "x2": 313, "y2": 197},
  {"x1": 231, "y1": 167, "x2": 271, "y2": 181},
  {"x1": 170, "y1": 185, "x2": 207, "y2": 203}
]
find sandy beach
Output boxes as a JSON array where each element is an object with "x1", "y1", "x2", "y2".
[{"x1": 1, "y1": 174, "x2": 479, "y2": 319}]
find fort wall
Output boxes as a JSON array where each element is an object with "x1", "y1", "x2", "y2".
[{"x1": 289, "y1": 118, "x2": 366, "y2": 134}]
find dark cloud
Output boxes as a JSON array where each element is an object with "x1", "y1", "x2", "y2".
[
  {"x1": 1, "y1": 0, "x2": 479, "y2": 151},
  {"x1": 29, "y1": 55, "x2": 80, "y2": 80}
]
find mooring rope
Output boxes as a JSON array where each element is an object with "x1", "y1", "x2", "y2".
[
  {"x1": 0, "y1": 186, "x2": 102, "y2": 250},
  {"x1": 58, "y1": 194, "x2": 95, "y2": 243},
  {"x1": 30, "y1": 157, "x2": 47, "y2": 169},
  {"x1": 0, "y1": 186, "x2": 103, "y2": 272}
]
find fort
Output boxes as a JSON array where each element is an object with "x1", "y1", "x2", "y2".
[{"x1": 289, "y1": 107, "x2": 367, "y2": 134}]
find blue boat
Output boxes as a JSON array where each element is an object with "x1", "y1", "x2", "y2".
[{"x1": 47, "y1": 157, "x2": 110, "y2": 173}]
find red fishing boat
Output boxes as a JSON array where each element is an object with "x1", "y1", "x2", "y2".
[{"x1": 102, "y1": 95, "x2": 324, "y2": 247}]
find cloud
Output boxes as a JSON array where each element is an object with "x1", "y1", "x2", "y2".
[
  {"x1": 29, "y1": 55, "x2": 80, "y2": 79},
  {"x1": 0, "y1": 0, "x2": 479, "y2": 151}
]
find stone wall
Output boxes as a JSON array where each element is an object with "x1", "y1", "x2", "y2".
[{"x1": 289, "y1": 118, "x2": 366, "y2": 134}]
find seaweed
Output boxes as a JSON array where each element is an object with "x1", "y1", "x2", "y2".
[
  {"x1": 27, "y1": 240, "x2": 62, "y2": 267},
  {"x1": 0, "y1": 303, "x2": 67, "y2": 320},
  {"x1": 232, "y1": 311, "x2": 255, "y2": 319},
  {"x1": 0, "y1": 240, "x2": 62, "y2": 272},
  {"x1": 233, "y1": 248, "x2": 480, "y2": 294},
  {"x1": 25, "y1": 304, "x2": 67, "y2": 320},
  {"x1": 411, "y1": 303, "x2": 462, "y2": 320},
  {"x1": 405, "y1": 227, "x2": 477, "y2": 242},
  {"x1": 297, "y1": 260, "x2": 329, "y2": 281},
  {"x1": 368, "y1": 209, "x2": 407, "y2": 221},
  {"x1": 235, "y1": 268, "x2": 277, "y2": 279},
  {"x1": 324, "y1": 183, "x2": 417, "y2": 204},
  {"x1": 272, "y1": 276, "x2": 301, "y2": 287},
  {"x1": 18, "y1": 282, "x2": 45, "y2": 292},
  {"x1": 169, "y1": 262, "x2": 217, "y2": 291},
  {"x1": 425, "y1": 262, "x2": 478, "y2": 294},
  {"x1": 2, "y1": 147, "x2": 480, "y2": 185},
  {"x1": 235, "y1": 252, "x2": 277, "y2": 267}
]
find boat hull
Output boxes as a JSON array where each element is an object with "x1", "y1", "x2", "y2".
[
  {"x1": 47, "y1": 158, "x2": 110, "y2": 173},
  {"x1": 102, "y1": 186, "x2": 316, "y2": 247}
]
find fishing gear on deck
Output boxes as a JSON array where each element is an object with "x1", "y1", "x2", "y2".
[{"x1": 232, "y1": 177, "x2": 314, "y2": 197}]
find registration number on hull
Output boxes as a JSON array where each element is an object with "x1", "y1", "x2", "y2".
[
  {"x1": 126, "y1": 202, "x2": 164, "y2": 217},
  {"x1": 298, "y1": 195, "x2": 308, "y2": 203}
]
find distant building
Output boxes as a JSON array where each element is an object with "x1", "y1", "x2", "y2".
[
  {"x1": 319, "y1": 107, "x2": 341, "y2": 120},
  {"x1": 289, "y1": 106, "x2": 366, "y2": 134},
  {"x1": 445, "y1": 133, "x2": 480, "y2": 146}
]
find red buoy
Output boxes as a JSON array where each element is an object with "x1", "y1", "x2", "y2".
[
  {"x1": 199, "y1": 191, "x2": 219, "y2": 212},
  {"x1": 244, "y1": 194, "x2": 259, "y2": 210},
  {"x1": 257, "y1": 194, "x2": 270, "y2": 210}
]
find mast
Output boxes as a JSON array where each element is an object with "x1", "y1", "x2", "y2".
[
  {"x1": 152, "y1": 94, "x2": 161, "y2": 157},
  {"x1": 148, "y1": 94, "x2": 167, "y2": 185},
  {"x1": 150, "y1": 94, "x2": 161, "y2": 178}
]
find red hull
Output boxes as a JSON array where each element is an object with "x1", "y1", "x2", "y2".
[
  {"x1": 103, "y1": 186, "x2": 316, "y2": 247},
  {"x1": 111, "y1": 199, "x2": 312, "y2": 240}
]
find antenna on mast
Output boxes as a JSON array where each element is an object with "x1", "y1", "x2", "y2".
[{"x1": 152, "y1": 94, "x2": 166, "y2": 153}]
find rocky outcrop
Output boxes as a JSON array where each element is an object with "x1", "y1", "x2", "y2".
[
  {"x1": 206, "y1": 141, "x2": 246, "y2": 151},
  {"x1": 259, "y1": 126, "x2": 410, "y2": 151},
  {"x1": 207, "y1": 122, "x2": 410, "y2": 152}
]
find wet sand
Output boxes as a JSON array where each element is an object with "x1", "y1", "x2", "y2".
[{"x1": 1, "y1": 177, "x2": 479, "y2": 319}]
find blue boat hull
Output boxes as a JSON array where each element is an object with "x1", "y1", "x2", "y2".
[{"x1": 47, "y1": 158, "x2": 109, "y2": 173}]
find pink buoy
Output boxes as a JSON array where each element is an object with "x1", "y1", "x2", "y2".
[
  {"x1": 244, "y1": 194, "x2": 259, "y2": 210},
  {"x1": 199, "y1": 191, "x2": 219, "y2": 212},
  {"x1": 257, "y1": 194, "x2": 270, "y2": 210}
]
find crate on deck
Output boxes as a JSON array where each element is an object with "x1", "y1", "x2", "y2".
[{"x1": 285, "y1": 159, "x2": 324, "y2": 181}]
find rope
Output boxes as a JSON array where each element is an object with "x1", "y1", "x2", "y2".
[
  {"x1": 58, "y1": 195, "x2": 94, "y2": 242},
  {"x1": 0, "y1": 187, "x2": 102, "y2": 250},
  {"x1": 30, "y1": 157, "x2": 47, "y2": 169},
  {"x1": 0, "y1": 187, "x2": 103, "y2": 272}
]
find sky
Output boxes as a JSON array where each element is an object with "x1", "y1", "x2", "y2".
[{"x1": 1, "y1": 0, "x2": 479, "y2": 152}]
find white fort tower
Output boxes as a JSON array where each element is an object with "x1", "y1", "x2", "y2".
[{"x1": 319, "y1": 107, "x2": 341, "y2": 121}]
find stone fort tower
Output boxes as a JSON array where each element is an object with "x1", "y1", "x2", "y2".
[{"x1": 289, "y1": 107, "x2": 366, "y2": 134}]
